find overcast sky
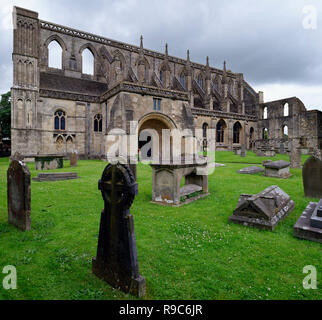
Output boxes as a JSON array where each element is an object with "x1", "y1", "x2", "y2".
[{"x1": 1, "y1": 0, "x2": 322, "y2": 110}]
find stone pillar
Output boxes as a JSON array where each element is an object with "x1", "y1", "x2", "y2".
[{"x1": 290, "y1": 139, "x2": 301, "y2": 169}]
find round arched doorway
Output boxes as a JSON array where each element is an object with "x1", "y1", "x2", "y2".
[{"x1": 138, "y1": 113, "x2": 176, "y2": 163}]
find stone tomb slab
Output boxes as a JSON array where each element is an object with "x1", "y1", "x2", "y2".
[
  {"x1": 32, "y1": 172, "x2": 78, "y2": 182},
  {"x1": 7, "y1": 160, "x2": 31, "y2": 231},
  {"x1": 238, "y1": 166, "x2": 264, "y2": 175},
  {"x1": 293, "y1": 201, "x2": 322, "y2": 243},
  {"x1": 229, "y1": 185, "x2": 294, "y2": 230},
  {"x1": 263, "y1": 160, "x2": 291, "y2": 179}
]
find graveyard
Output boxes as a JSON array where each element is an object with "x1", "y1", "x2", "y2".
[{"x1": 0, "y1": 151, "x2": 321, "y2": 300}]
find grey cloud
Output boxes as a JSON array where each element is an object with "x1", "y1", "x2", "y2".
[{"x1": 1, "y1": 0, "x2": 322, "y2": 108}]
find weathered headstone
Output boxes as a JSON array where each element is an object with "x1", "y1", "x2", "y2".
[
  {"x1": 280, "y1": 143, "x2": 285, "y2": 154},
  {"x1": 234, "y1": 147, "x2": 241, "y2": 155},
  {"x1": 7, "y1": 161, "x2": 31, "y2": 231},
  {"x1": 92, "y1": 163, "x2": 145, "y2": 297},
  {"x1": 263, "y1": 160, "x2": 291, "y2": 179},
  {"x1": 293, "y1": 200, "x2": 322, "y2": 243},
  {"x1": 238, "y1": 166, "x2": 264, "y2": 175},
  {"x1": 10, "y1": 151, "x2": 24, "y2": 162},
  {"x1": 240, "y1": 145, "x2": 246, "y2": 157},
  {"x1": 302, "y1": 156, "x2": 322, "y2": 198},
  {"x1": 70, "y1": 152, "x2": 78, "y2": 167},
  {"x1": 229, "y1": 185, "x2": 294, "y2": 230}
]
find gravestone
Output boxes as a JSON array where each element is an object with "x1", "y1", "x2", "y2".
[
  {"x1": 92, "y1": 163, "x2": 145, "y2": 297},
  {"x1": 263, "y1": 160, "x2": 291, "y2": 179},
  {"x1": 293, "y1": 200, "x2": 322, "y2": 243},
  {"x1": 280, "y1": 143, "x2": 285, "y2": 154},
  {"x1": 240, "y1": 145, "x2": 246, "y2": 157},
  {"x1": 10, "y1": 151, "x2": 24, "y2": 162},
  {"x1": 70, "y1": 152, "x2": 78, "y2": 167},
  {"x1": 229, "y1": 185, "x2": 294, "y2": 230},
  {"x1": 302, "y1": 156, "x2": 322, "y2": 198},
  {"x1": 238, "y1": 166, "x2": 264, "y2": 175},
  {"x1": 234, "y1": 147, "x2": 241, "y2": 155},
  {"x1": 7, "y1": 161, "x2": 31, "y2": 231}
]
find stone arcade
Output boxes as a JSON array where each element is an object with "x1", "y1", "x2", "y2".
[{"x1": 11, "y1": 7, "x2": 322, "y2": 160}]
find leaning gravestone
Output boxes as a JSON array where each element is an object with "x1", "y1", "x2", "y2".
[
  {"x1": 280, "y1": 143, "x2": 285, "y2": 154},
  {"x1": 70, "y1": 152, "x2": 78, "y2": 167},
  {"x1": 302, "y1": 156, "x2": 322, "y2": 198},
  {"x1": 229, "y1": 185, "x2": 294, "y2": 230},
  {"x1": 92, "y1": 163, "x2": 145, "y2": 297},
  {"x1": 7, "y1": 161, "x2": 31, "y2": 231}
]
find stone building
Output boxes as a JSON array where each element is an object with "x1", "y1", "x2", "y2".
[{"x1": 11, "y1": 7, "x2": 322, "y2": 159}]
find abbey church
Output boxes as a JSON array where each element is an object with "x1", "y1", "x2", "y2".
[{"x1": 11, "y1": 7, "x2": 322, "y2": 159}]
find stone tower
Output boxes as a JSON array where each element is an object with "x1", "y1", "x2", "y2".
[{"x1": 11, "y1": 7, "x2": 40, "y2": 155}]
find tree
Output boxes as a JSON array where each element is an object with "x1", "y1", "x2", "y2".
[{"x1": 0, "y1": 91, "x2": 11, "y2": 139}]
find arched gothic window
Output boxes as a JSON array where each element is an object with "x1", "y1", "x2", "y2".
[
  {"x1": 48, "y1": 40, "x2": 63, "y2": 69},
  {"x1": 216, "y1": 120, "x2": 226, "y2": 143},
  {"x1": 284, "y1": 103, "x2": 289, "y2": 117},
  {"x1": 263, "y1": 128, "x2": 268, "y2": 140},
  {"x1": 233, "y1": 122, "x2": 242, "y2": 144},
  {"x1": 263, "y1": 107, "x2": 268, "y2": 119},
  {"x1": 82, "y1": 48, "x2": 94, "y2": 75},
  {"x1": 283, "y1": 125, "x2": 288, "y2": 138},
  {"x1": 202, "y1": 123, "x2": 209, "y2": 138},
  {"x1": 180, "y1": 72, "x2": 186, "y2": 89},
  {"x1": 94, "y1": 114, "x2": 103, "y2": 132},
  {"x1": 197, "y1": 74, "x2": 203, "y2": 89},
  {"x1": 159, "y1": 70, "x2": 164, "y2": 85},
  {"x1": 54, "y1": 110, "x2": 66, "y2": 130}
]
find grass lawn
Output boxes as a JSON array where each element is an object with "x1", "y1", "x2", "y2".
[{"x1": 0, "y1": 152, "x2": 321, "y2": 300}]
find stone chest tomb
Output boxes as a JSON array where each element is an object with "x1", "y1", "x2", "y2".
[
  {"x1": 229, "y1": 185, "x2": 294, "y2": 230},
  {"x1": 294, "y1": 200, "x2": 322, "y2": 243},
  {"x1": 35, "y1": 155, "x2": 64, "y2": 170},
  {"x1": 150, "y1": 158, "x2": 209, "y2": 206},
  {"x1": 263, "y1": 160, "x2": 291, "y2": 179}
]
